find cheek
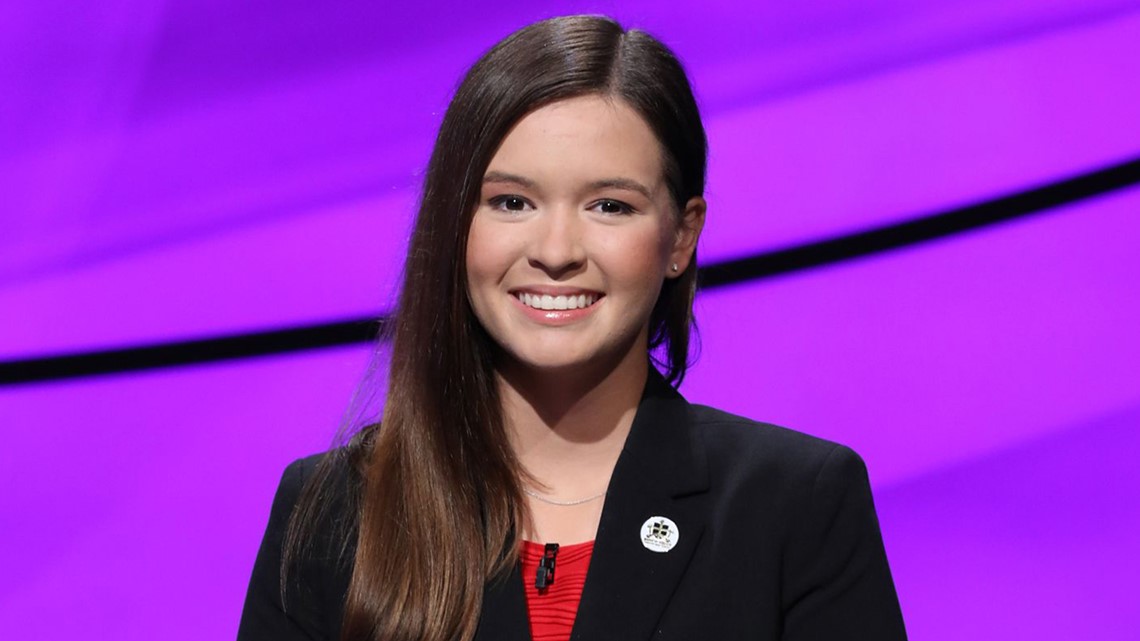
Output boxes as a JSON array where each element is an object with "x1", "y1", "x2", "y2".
[
  {"x1": 599, "y1": 226, "x2": 673, "y2": 287},
  {"x1": 464, "y1": 224, "x2": 500, "y2": 333},
  {"x1": 465, "y1": 217, "x2": 503, "y2": 287},
  {"x1": 465, "y1": 216, "x2": 527, "y2": 319}
]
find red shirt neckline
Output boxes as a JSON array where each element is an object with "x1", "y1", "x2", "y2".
[{"x1": 519, "y1": 540, "x2": 596, "y2": 641}]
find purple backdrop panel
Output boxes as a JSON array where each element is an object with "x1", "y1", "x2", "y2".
[
  {"x1": 0, "y1": 192, "x2": 409, "y2": 360},
  {"x1": 0, "y1": 345, "x2": 378, "y2": 640},
  {"x1": 702, "y1": 10, "x2": 1140, "y2": 258},
  {"x1": 5, "y1": 7, "x2": 1139, "y2": 360},
  {"x1": 683, "y1": 185, "x2": 1140, "y2": 487},
  {"x1": 878, "y1": 403, "x2": 1140, "y2": 640},
  {"x1": 3, "y1": 3, "x2": 1139, "y2": 638}
]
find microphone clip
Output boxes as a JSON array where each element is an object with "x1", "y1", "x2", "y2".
[{"x1": 535, "y1": 543, "x2": 559, "y2": 590}]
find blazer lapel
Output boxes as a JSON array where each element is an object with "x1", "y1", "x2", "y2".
[
  {"x1": 570, "y1": 370, "x2": 710, "y2": 641},
  {"x1": 475, "y1": 561, "x2": 532, "y2": 641}
]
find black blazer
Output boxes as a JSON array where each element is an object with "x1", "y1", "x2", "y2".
[{"x1": 238, "y1": 372, "x2": 907, "y2": 640}]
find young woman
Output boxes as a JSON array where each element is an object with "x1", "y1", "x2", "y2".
[{"x1": 238, "y1": 15, "x2": 906, "y2": 641}]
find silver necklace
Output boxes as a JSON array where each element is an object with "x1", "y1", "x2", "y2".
[{"x1": 523, "y1": 486, "x2": 607, "y2": 507}]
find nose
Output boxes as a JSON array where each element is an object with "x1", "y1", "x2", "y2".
[{"x1": 528, "y1": 206, "x2": 586, "y2": 278}]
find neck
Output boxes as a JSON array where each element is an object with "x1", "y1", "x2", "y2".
[{"x1": 498, "y1": 349, "x2": 649, "y2": 497}]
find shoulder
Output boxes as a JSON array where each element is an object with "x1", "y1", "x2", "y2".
[
  {"x1": 280, "y1": 449, "x2": 346, "y2": 483},
  {"x1": 284, "y1": 447, "x2": 360, "y2": 490},
  {"x1": 265, "y1": 450, "x2": 355, "y2": 521},
  {"x1": 683, "y1": 403, "x2": 872, "y2": 519},
  {"x1": 257, "y1": 447, "x2": 362, "y2": 594},
  {"x1": 275, "y1": 452, "x2": 322, "y2": 498},
  {"x1": 242, "y1": 449, "x2": 359, "y2": 639},
  {"x1": 687, "y1": 403, "x2": 862, "y2": 476},
  {"x1": 238, "y1": 449, "x2": 357, "y2": 640}
]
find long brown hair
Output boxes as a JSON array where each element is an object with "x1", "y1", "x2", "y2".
[{"x1": 286, "y1": 14, "x2": 708, "y2": 641}]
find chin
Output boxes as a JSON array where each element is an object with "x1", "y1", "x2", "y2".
[
  {"x1": 512, "y1": 352, "x2": 597, "y2": 374},
  {"x1": 500, "y1": 341, "x2": 641, "y2": 380}
]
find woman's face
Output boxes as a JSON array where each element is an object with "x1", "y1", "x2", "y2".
[{"x1": 465, "y1": 95, "x2": 703, "y2": 377}]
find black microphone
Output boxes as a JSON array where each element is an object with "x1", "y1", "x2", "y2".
[{"x1": 535, "y1": 543, "x2": 559, "y2": 590}]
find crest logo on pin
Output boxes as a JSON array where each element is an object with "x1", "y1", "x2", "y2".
[{"x1": 639, "y1": 516, "x2": 679, "y2": 553}]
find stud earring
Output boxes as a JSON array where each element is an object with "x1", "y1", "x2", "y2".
[{"x1": 671, "y1": 263, "x2": 680, "y2": 273}]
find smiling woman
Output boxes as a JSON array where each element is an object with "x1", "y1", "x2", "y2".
[
  {"x1": 467, "y1": 95, "x2": 703, "y2": 378},
  {"x1": 237, "y1": 15, "x2": 905, "y2": 641}
]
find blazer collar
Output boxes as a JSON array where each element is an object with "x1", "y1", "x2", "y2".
[
  {"x1": 616, "y1": 368, "x2": 709, "y2": 498},
  {"x1": 476, "y1": 367, "x2": 711, "y2": 641}
]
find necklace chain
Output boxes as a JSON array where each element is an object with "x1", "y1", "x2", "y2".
[{"x1": 523, "y1": 486, "x2": 607, "y2": 506}]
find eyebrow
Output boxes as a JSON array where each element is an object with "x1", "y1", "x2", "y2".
[
  {"x1": 586, "y1": 177, "x2": 654, "y2": 200},
  {"x1": 482, "y1": 171, "x2": 536, "y2": 189},
  {"x1": 482, "y1": 171, "x2": 654, "y2": 200}
]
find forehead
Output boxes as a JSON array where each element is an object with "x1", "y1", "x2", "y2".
[{"x1": 486, "y1": 95, "x2": 665, "y2": 187}]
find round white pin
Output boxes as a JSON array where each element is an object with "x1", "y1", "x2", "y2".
[{"x1": 639, "y1": 516, "x2": 679, "y2": 553}]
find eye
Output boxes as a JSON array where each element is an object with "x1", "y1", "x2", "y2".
[
  {"x1": 488, "y1": 195, "x2": 532, "y2": 212},
  {"x1": 591, "y1": 199, "x2": 635, "y2": 216}
]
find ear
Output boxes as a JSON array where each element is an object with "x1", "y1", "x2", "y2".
[{"x1": 667, "y1": 196, "x2": 706, "y2": 277}]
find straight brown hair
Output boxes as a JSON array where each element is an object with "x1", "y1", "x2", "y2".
[{"x1": 285, "y1": 14, "x2": 708, "y2": 641}]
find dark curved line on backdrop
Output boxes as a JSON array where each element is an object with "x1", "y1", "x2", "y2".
[
  {"x1": 2, "y1": 155, "x2": 1139, "y2": 386},
  {"x1": 698, "y1": 155, "x2": 1140, "y2": 288},
  {"x1": 0, "y1": 318, "x2": 390, "y2": 386}
]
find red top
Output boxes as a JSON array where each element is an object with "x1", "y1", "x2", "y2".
[{"x1": 519, "y1": 540, "x2": 595, "y2": 641}]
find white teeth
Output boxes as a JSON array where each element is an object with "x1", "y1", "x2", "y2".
[{"x1": 516, "y1": 292, "x2": 598, "y2": 311}]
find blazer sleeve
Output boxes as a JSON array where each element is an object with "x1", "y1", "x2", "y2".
[
  {"x1": 781, "y1": 445, "x2": 907, "y2": 640},
  {"x1": 237, "y1": 458, "x2": 325, "y2": 641}
]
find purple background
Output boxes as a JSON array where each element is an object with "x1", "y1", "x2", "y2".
[{"x1": 2, "y1": 1, "x2": 1138, "y2": 638}]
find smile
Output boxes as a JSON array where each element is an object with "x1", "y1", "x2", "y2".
[{"x1": 513, "y1": 292, "x2": 601, "y2": 311}]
